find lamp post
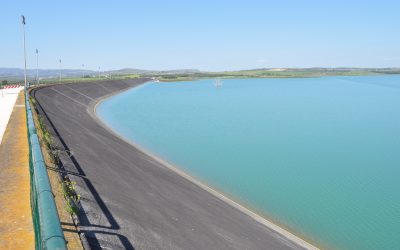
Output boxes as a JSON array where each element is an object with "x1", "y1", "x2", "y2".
[
  {"x1": 82, "y1": 64, "x2": 85, "y2": 78},
  {"x1": 21, "y1": 15, "x2": 27, "y2": 89},
  {"x1": 36, "y1": 49, "x2": 39, "y2": 85},
  {"x1": 59, "y1": 59, "x2": 62, "y2": 83}
]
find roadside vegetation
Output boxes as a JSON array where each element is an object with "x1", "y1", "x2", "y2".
[{"x1": 30, "y1": 97, "x2": 81, "y2": 217}]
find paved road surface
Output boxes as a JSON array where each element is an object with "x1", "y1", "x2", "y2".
[{"x1": 32, "y1": 79, "x2": 309, "y2": 250}]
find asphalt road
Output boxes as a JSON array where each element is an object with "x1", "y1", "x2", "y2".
[{"x1": 32, "y1": 79, "x2": 308, "y2": 250}]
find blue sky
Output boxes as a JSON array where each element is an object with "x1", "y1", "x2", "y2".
[{"x1": 1, "y1": 0, "x2": 400, "y2": 71}]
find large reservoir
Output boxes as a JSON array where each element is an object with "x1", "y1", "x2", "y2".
[{"x1": 96, "y1": 76, "x2": 400, "y2": 249}]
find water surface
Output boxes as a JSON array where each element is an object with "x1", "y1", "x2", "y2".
[{"x1": 97, "y1": 76, "x2": 400, "y2": 249}]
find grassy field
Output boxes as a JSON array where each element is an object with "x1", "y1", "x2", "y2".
[{"x1": 147, "y1": 68, "x2": 400, "y2": 82}]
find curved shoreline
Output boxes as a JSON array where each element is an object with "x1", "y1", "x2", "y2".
[{"x1": 90, "y1": 81, "x2": 319, "y2": 250}]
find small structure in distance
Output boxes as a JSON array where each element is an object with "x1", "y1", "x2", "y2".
[{"x1": 214, "y1": 79, "x2": 223, "y2": 88}]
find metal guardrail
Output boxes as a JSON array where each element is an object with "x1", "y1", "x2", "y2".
[{"x1": 25, "y1": 91, "x2": 67, "y2": 250}]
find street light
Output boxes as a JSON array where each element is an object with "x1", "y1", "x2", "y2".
[
  {"x1": 21, "y1": 15, "x2": 27, "y2": 89},
  {"x1": 59, "y1": 59, "x2": 62, "y2": 83},
  {"x1": 36, "y1": 49, "x2": 39, "y2": 85},
  {"x1": 82, "y1": 64, "x2": 85, "y2": 78}
]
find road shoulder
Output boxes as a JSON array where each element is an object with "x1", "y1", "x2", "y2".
[{"x1": 0, "y1": 91, "x2": 34, "y2": 249}]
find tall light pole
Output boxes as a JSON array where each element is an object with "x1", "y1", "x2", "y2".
[
  {"x1": 36, "y1": 49, "x2": 39, "y2": 85},
  {"x1": 21, "y1": 15, "x2": 27, "y2": 89},
  {"x1": 59, "y1": 59, "x2": 62, "y2": 83}
]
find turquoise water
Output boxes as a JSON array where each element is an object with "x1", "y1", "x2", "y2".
[{"x1": 97, "y1": 76, "x2": 400, "y2": 249}]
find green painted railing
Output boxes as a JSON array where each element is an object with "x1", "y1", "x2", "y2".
[{"x1": 25, "y1": 91, "x2": 67, "y2": 250}]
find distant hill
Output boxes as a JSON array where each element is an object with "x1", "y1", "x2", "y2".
[
  {"x1": 1, "y1": 67, "x2": 399, "y2": 81},
  {"x1": 0, "y1": 67, "x2": 201, "y2": 80},
  {"x1": 106, "y1": 68, "x2": 201, "y2": 74},
  {"x1": 0, "y1": 68, "x2": 95, "y2": 80}
]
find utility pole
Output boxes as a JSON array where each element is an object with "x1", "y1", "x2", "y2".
[
  {"x1": 82, "y1": 64, "x2": 85, "y2": 78},
  {"x1": 36, "y1": 49, "x2": 39, "y2": 85},
  {"x1": 21, "y1": 15, "x2": 27, "y2": 89},
  {"x1": 59, "y1": 59, "x2": 62, "y2": 83}
]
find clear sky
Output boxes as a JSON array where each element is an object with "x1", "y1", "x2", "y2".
[{"x1": 1, "y1": 0, "x2": 400, "y2": 71}]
